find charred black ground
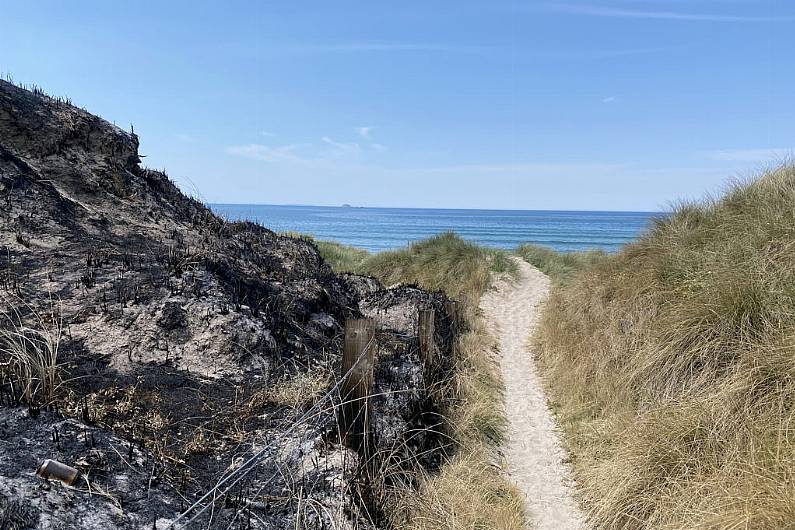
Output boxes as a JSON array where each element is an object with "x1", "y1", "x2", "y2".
[{"x1": 0, "y1": 80, "x2": 457, "y2": 529}]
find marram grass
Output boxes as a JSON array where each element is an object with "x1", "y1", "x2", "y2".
[
  {"x1": 516, "y1": 243, "x2": 606, "y2": 284},
  {"x1": 532, "y1": 164, "x2": 795, "y2": 529},
  {"x1": 316, "y1": 231, "x2": 517, "y2": 301}
]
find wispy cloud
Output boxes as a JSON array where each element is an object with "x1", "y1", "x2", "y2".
[
  {"x1": 525, "y1": 45, "x2": 688, "y2": 59},
  {"x1": 225, "y1": 143, "x2": 307, "y2": 164},
  {"x1": 215, "y1": 147, "x2": 738, "y2": 209},
  {"x1": 543, "y1": 3, "x2": 795, "y2": 22},
  {"x1": 703, "y1": 147, "x2": 793, "y2": 162},
  {"x1": 225, "y1": 141, "x2": 621, "y2": 176},
  {"x1": 283, "y1": 42, "x2": 491, "y2": 54},
  {"x1": 410, "y1": 161, "x2": 626, "y2": 176},
  {"x1": 602, "y1": 96, "x2": 617, "y2": 103},
  {"x1": 226, "y1": 135, "x2": 386, "y2": 165},
  {"x1": 270, "y1": 40, "x2": 682, "y2": 61},
  {"x1": 357, "y1": 126, "x2": 374, "y2": 139},
  {"x1": 322, "y1": 136, "x2": 362, "y2": 157}
]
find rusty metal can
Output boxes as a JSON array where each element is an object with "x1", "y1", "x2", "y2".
[{"x1": 36, "y1": 459, "x2": 81, "y2": 486}]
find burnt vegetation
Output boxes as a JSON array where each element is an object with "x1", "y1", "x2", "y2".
[{"x1": 0, "y1": 79, "x2": 464, "y2": 529}]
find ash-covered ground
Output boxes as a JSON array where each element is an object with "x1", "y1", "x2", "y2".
[{"x1": 0, "y1": 80, "x2": 457, "y2": 529}]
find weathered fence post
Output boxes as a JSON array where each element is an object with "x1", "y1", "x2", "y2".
[
  {"x1": 339, "y1": 318, "x2": 375, "y2": 451},
  {"x1": 444, "y1": 300, "x2": 460, "y2": 355},
  {"x1": 444, "y1": 300, "x2": 460, "y2": 332},
  {"x1": 418, "y1": 309, "x2": 436, "y2": 373}
]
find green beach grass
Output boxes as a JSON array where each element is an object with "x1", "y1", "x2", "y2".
[
  {"x1": 314, "y1": 231, "x2": 517, "y2": 299},
  {"x1": 516, "y1": 243, "x2": 606, "y2": 283}
]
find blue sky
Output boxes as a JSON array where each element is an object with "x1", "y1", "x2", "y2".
[{"x1": 2, "y1": 1, "x2": 794, "y2": 211}]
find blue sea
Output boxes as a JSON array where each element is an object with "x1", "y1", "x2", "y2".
[{"x1": 211, "y1": 204, "x2": 661, "y2": 253}]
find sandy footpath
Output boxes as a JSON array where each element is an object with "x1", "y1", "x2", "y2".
[{"x1": 481, "y1": 258, "x2": 586, "y2": 530}]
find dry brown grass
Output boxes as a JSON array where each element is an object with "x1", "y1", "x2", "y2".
[
  {"x1": 249, "y1": 369, "x2": 330, "y2": 411},
  {"x1": 387, "y1": 318, "x2": 526, "y2": 530},
  {"x1": 534, "y1": 164, "x2": 795, "y2": 529},
  {"x1": 0, "y1": 294, "x2": 62, "y2": 405}
]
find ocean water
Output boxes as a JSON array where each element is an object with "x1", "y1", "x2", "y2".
[{"x1": 211, "y1": 204, "x2": 661, "y2": 253}]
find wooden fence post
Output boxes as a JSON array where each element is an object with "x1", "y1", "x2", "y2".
[
  {"x1": 418, "y1": 309, "x2": 436, "y2": 373},
  {"x1": 444, "y1": 300, "x2": 460, "y2": 355},
  {"x1": 444, "y1": 300, "x2": 460, "y2": 331},
  {"x1": 339, "y1": 318, "x2": 375, "y2": 451}
]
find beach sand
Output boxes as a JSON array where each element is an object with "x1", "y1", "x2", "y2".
[{"x1": 481, "y1": 258, "x2": 586, "y2": 529}]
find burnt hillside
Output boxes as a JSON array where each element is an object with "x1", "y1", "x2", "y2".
[{"x1": 0, "y1": 80, "x2": 454, "y2": 529}]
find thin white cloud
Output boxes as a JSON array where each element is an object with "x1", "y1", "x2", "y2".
[
  {"x1": 703, "y1": 148, "x2": 793, "y2": 162},
  {"x1": 226, "y1": 135, "x2": 387, "y2": 165},
  {"x1": 216, "y1": 146, "x2": 740, "y2": 209},
  {"x1": 270, "y1": 40, "x2": 684, "y2": 61},
  {"x1": 225, "y1": 143, "x2": 623, "y2": 178},
  {"x1": 321, "y1": 136, "x2": 362, "y2": 157},
  {"x1": 225, "y1": 143, "x2": 307, "y2": 164},
  {"x1": 602, "y1": 96, "x2": 617, "y2": 103},
  {"x1": 525, "y1": 45, "x2": 689, "y2": 59},
  {"x1": 544, "y1": 3, "x2": 795, "y2": 22},
  {"x1": 357, "y1": 126, "x2": 373, "y2": 139},
  {"x1": 410, "y1": 161, "x2": 626, "y2": 176},
  {"x1": 285, "y1": 42, "x2": 491, "y2": 54}
]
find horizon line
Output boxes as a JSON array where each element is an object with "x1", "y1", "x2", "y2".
[{"x1": 208, "y1": 202, "x2": 666, "y2": 214}]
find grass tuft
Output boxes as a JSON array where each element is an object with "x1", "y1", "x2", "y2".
[
  {"x1": 534, "y1": 164, "x2": 795, "y2": 529},
  {"x1": 516, "y1": 243, "x2": 606, "y2": 283},
  {"x1": 250, "y1": 369, "x2": 330, "y2": 411},
  {"x1": 389, "y1": 447, "x2": 526, "y2": 530},
  {"x1": 360, "y1": 232, "x2": 517, "y2": 301},
  {"x1": 315, "y1": 240, "x2": 371, "y2": 274},
  {"x1": 315, "y1": 231, "x2": 518, "y2": 302},
  {"x1": 0, "y1": 295, "x2": 62, "y2": 405}
]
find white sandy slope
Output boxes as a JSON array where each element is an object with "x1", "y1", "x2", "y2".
[{"x1": 481, "y1": 258, "x2": 586, "y2": 530}]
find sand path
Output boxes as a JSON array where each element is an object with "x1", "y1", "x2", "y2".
[{"x1": 481, "y1": 258, "x2": 586, "y2": 529}]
